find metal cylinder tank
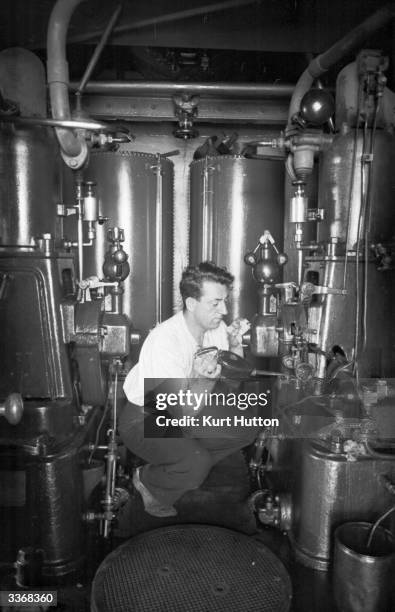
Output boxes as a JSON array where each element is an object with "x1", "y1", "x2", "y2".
[
  {"x1": 0, "y1": 48, "x2": 47, "y2": 117},
  {"x1": 63, "y1": 151, "x2": 174, "y2": 337},
  {"x1": 0, "y1": 125, "x2": 61, "y2": 246},
  {"x1": 1, "y1": 441, "x2": 84, "y2": 581},
  {"x1": 290, "y1": 440, "x2": 395, "y2": 570},
  {"x1": 318, "y1": 129, "x2": 395, "y2": 248},
  {"x1": 189, "y1": 156, "x2": 284, "y2": 321},
  {"x1": 302, "y1": 128, "x2": 395, "y2": 378}
]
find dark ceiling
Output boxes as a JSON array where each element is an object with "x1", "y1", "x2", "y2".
[{"x1": 0, "y1": 0, "x2": 394, "y2": 86}]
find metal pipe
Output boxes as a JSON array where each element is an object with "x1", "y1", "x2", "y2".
[
  {"x1": 75, "y1": 174, "x2": 84, "y2": 282},
  {"x1": 0, "y1": 114, "x2": 110, "y2": 130},
  {"x1": 252, "y1": 370, "x2": 285, "y2": 377},
  {"x1": 77, "y1": 214, "x2": 84, "y2": 282},
  {"x1": 77, "y1": 4, "x2": 123, "y2": 95},
  {"x1": 70, "y1": 80, "x2": 294, "y2": 98},
  {"x1": 297, "y1": 248, "x2": 304, "y2": 286},
  {"x1": 47, "y1": 0, "x2": 88, "y2": 167},
  {"x1": 102, "y1": 366, "x2": 119, "y2": 539},
  {"x1": 69, "y1": 0, "x2": 259, "y2": 44},
  {"x1": 202, "y1": 158, "x2": 214, "y2": 261},
  {"x1": 290, "y1": 133, "x2": 334, "y2": 148},
  {"x1": 154, "y1": 156, "x2": 163, "y2": 325},
  {"x1": 287, "y1": 4, "x2": 395, "y2": 126},
  {"x1": 111, "y1": 289, "x2": 122, "y2": 315}
]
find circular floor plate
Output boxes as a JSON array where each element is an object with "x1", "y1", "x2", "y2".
[{"x1": 92, "y1": 524, "x2": 292, "y2": 612}]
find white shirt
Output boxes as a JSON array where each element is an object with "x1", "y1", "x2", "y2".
[{"x1": 123, "y1": 310, "x2": 229, "y2": 406}]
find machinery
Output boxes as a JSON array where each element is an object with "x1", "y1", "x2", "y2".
[
  {"x1": 0, "y1": 0, "x2": 394, "y2": 607},
  {"x1": 0, "y1": 42, "x2": 135, "y2": 582},
  {"x1": 244, "y1": 49, "x2": 395, "y2": 569},
  {"x1": 0, "y1": 177, "x2": 133, "y2": 582}
]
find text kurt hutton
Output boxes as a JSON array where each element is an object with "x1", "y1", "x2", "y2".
[{"x1": 155, "y1": 415, "x2": 280, "y2": 427}]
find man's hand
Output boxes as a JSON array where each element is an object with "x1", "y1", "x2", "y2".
[
  {"x1": 227, "y1": 318, "x2": 251, "y2": 356},
  {"x1": 192, "y1": 350, "x2": 221, "y2": 379}
]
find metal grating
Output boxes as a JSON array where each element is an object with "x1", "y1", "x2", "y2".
[{"x1": 91, "y1": 525, "x2": 292, "y2": 612}]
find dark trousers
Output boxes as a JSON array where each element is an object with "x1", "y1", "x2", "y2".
[{"x1": 118, "y1": 402, "x2": 261, "y2": 507}]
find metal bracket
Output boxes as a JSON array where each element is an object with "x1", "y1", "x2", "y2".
[
  {"x1": 307, "y1": 208, "x2": 325, "y2": 221},
  {"x1": 173, "y1": 93, "x2": 200, "y2": 139},
  {"x1": 300, "y1": 281, "x2": 347, "y2": 299}
]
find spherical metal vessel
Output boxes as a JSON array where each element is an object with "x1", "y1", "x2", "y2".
[
  {"x1": 189, "y1": 156, "x2": 284, "y2": 321},
  {"x1": 299, "y1": 88, "x2": 335, "y2": 126}
]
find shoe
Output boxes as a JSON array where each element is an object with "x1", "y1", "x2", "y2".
[{"x1": 132, "y1": 467, "x2": 178, "y2": 518}]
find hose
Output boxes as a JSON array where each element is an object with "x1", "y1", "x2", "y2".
[{"x1": 367, "y1": 503, "x2": 395, "y2": 550}]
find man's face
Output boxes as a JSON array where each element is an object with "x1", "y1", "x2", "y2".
[{"x1": 188, "y1": 280, "x2": 229, "y2": 331}]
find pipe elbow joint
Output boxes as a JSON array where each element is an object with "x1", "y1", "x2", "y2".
[
  {"x1": 57, "y1": 130, "x2": 89, "y2": 169},
  {"x1": 307, "y1": 56, "x2": 326, "y2": 80},
  {"x1": 47, "y1": 0, "x2": 89, "y2": 168}
]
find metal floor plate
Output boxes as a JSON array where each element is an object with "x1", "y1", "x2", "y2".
[{"x1": 91, "y1": 524, "x2": 292, "y2": 612}]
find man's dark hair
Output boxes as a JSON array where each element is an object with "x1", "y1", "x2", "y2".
[{"x1": 179, "y1": 261, "x2": 234, "y2": 306}]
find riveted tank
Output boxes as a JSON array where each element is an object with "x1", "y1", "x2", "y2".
[
  {"x1": 189, "y1": 155, "x2": 284, "y2": 321},
  {"x1": 62, "y1": 151, "x2": 174, "y2": 337}
]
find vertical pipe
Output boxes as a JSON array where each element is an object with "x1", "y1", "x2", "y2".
[
  {"x1": 154, "y1": 156, "x2": 163, "y2": 324},
  {"x1": 47, "y1": 0, "x2": 88, "y2": 165},
  {"x1": 297, "y1": 248, "x2": 304, "y2": 286},
  {"x1": 111, "y1": 289, "x2": 122, "y2": 315},
  {"x1": 102, "y1": 366, "x2": 118, "y2": 539},
  {"x1": 202, "y1": 159, "x2": 214, "y2": 261},
  {"x1": 77, "y1": 216, "x2": 84, "y2": 282},
  {"x1": 75, "y1": 175, "x2": 84, "y2": 282}
]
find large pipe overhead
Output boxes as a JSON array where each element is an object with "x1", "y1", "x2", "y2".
[
  {"x1": 71, "y1": 81, "x2": 295, "y2": 98},
  {"x1": 47, "y1": 0, "x2": 89, "y2": 168},
  {"x1": 287, "y1": 3, "x2": 395, "y2": 127}
]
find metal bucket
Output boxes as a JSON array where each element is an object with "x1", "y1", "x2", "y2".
[
  {"x1": 290, "y1": 441, "x2": 395, "y2": 570},
  {"x1": 333, "y1": 522, "x2": 395, "y2": 612}
]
